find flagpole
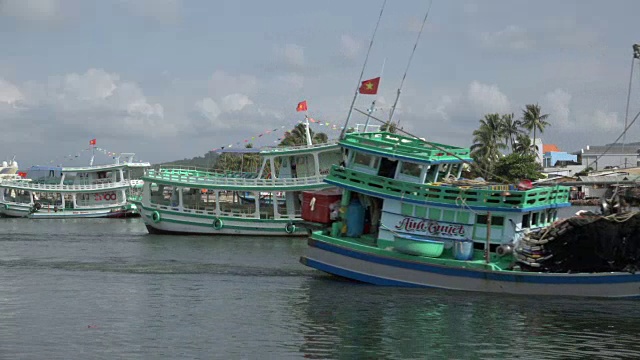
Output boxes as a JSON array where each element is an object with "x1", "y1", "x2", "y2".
[
  {"x1": 388, "y1": 0, "x2": 433, "y2": 128},
  {"x1": 363, "y1": 58, "x2": 386, "y2": 132},
  {"x1": 339, "y1": 0, "x2": 387, "y2": 140},
  {"x1": 90, "y1": 142, "x2": 95, "y2": 167},
  {"x1": 304, "y1": 112, "x2": 313, "y2": 146}
]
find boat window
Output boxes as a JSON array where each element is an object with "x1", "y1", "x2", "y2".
[
  {"x1": 377, "y1": 157, "x2": 398, "y2": 178},
  {"x1": 532, "y1": 212, "x2": 539, "y2": 226},
  {"x1": 354, "y1": 152, "x2": 373, "y2": 167},
  {"x1": 399, "y1": 162, "x2": 422, "y2": 178},
  {"x1": 476, "y1": 214, "x2": 504, "y2": 226},
  {"x1": 522, "y1": 213, "x2": 530, "y2": 228},
  {"x1": 425, "y1": 166, "x2": 438, "y2": 183}
]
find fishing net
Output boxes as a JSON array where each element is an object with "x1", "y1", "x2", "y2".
[{"x1": 516, "y1": 211, "x2": 640, "y2": 273}]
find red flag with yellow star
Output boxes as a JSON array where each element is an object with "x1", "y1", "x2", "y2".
[
  {"x1": 296, "y1": 100, "x2": 308, "y2": 112},
  {"x1": 359, "y1": 77, "x2": 380, "y2": 95}
]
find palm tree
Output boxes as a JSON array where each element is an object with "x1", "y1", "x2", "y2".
[
  {"x1": 513, "y1": 133, "x2": 536, "y2": 156},
  {"x1": 380, "y1": 122, "x2": 397, "y2": 133},
  {"x1": 471, "y1": 114, "x2": 506, "y2": 179},
  {"x1": 501, "y1": 113, "x2": 522, "y2": 150},
  {"x1": 520, "y1": 104, "x2": 550, "y2": 156},
  {"x1": 279, "y1": 123, "x2": 328, "y2": 146}
]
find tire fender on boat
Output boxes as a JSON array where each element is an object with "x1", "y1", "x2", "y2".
[
  {"x1": 152, "y1": 210, "x2": 161, "y2": 223},
  {"x1": 34, "y1": 202, "x2": 42, "y2": 211},
  {"x1": 285, "y1": 221, "x2": 296, "y2": 234},
  {"x1": 213, "y1": 216, "x2": 224, "y2": 230}
]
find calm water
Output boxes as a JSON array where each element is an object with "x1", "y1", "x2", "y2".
[{"x1": 1, "y1": 207, "x2": 640, "y2": 359}]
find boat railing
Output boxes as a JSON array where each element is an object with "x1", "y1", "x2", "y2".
[
  {"x1": 328, "y1": 165, "x2": 570, "y2": 209},
  {"x1": 0, "y1": 179, "x2": 131, "y2": 191},
  {"x1": 150, "y1": 165, "x2": 260, "y2": 179},
  {"x1": 259, "y1": 140, "x2": 340, "y2": 153},
  {"x1": 145, "y1": 168, "x2": 326, "y2": 188},
  {"x1": 343, "y1": 132, "x2": 472, "y2": 161}
]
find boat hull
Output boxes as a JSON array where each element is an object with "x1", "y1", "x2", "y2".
[
  {"x1": 0, "y1": 203, "x2": 134, "y2": 219},
  {"x1": 301, "y1": 238, "x2": 640, "y2": 298},
  {"x1": 140, "y1": 207, "x2": 307, "y2": 236}
]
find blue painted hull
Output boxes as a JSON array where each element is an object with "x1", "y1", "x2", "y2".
[{"x1": 301, "y1": 238, "x2": 640, "y2": 298}]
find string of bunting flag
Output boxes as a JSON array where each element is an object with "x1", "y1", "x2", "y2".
[
  {"x1": 46, "y1": 139, "x2": 126, "y2": 165},
  {"x1": 210, "y1": 103, "x2": 345, "y2": 152}
]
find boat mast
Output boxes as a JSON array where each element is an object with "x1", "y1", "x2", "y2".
[
  {"x1": 387, "y1": 0, "x2": 433, "y2": 128},
  {"x1": 338, "y1": 0, "x2": 387, "y2": 140},
  {"x1": 304, "y1": 114, "x2": 313, "y2": 147}
]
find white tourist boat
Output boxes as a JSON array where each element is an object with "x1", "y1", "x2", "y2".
[{"x1": 0, "y1": 154, "x2": 149, "y2": 219}]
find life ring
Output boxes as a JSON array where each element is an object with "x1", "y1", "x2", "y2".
[
  {"x1": 213, "y1": 217, "x2": 224, "y2": 230},
  {"x1": 152, "y1": 211, "x2": 161, "y2": 223},
  {"x1": 285, "y1": 221, "x2": 296, "y2": 234}
]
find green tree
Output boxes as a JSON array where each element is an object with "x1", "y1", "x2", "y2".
[
  {"x1": 279, "y1": 123, "x2": 328, "y2": 146},
  {"x1": 470, "y1": 113, "x2": 506, "y2": 179},
  {"x1": 501, "y1": 113, "x2": 522, "y2": 150},
  {"x1": 513, "y1": 133, "x2": 537, "y2": 156},
  {"x1": 493, "y1": 153, "x2": 543, "y2": 183},
  {"x1": 521, "y1": 104, "x2": 550, "y2": 154},
  {"x1": 380, "y1": 122, "x2": 397, "y2": 133}
]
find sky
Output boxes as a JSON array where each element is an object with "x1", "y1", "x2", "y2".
[{"x1": 1, "y1": 0, "x2": 640, "y2": 168}]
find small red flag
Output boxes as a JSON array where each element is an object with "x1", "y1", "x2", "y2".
[
  {"x1": 359, "y1": 77, "x2": 381, "y2": 95},
  {"x1": 89, "y1": 138, "x2": 96, "y2": 146},
  {"x1": 296, "y1": 100, "x2": 308, "y2": 112}
]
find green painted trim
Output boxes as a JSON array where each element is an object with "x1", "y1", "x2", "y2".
[
  {"x1": 327, "y1": 166, "x2": 570, "y2": 210},
  {"x1": 311, "y1": 232, "x2": 511, "y2": 271},
  {"x1": 140, "y1": 176, "x2": 332, "y2": 192},
  {"x1": 145, "y1": 214, "x2": 306, "y2": 234},
  {"x1": 140, "y1": 205, "x2": 299, "y2": 223},
  {"x1": 341, "y1": 132, "x2": 472, "y2": 164},
  {"x1": 259, "y1": 143, "x2": 340, "y2": 156}
]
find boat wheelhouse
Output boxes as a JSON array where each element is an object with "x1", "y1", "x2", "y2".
[
  {"x1": 138, "y1": 141, "x2": 342, "y2": 236},
  {"x1": 299, "y1": 132, "x2": 640, "y2": 298},
  {"x1": 0, "y1": 163, "x2": 133, "y2": 218}
]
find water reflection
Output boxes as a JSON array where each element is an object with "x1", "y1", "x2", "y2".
[{"x1": 296, "y1": 275, "x2": 640, "y2": 359}]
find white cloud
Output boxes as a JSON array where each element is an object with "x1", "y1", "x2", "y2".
[
  {"x1": 208, "y1": 70, "x2": 258, "y2": 98},
  {"x1": 118, "y1": 0, "x2": 182, "y2": 24},
  {"x1": 220, "y1": 93, "x2": 253, "y2": 112},
  {"x1": 340, "y1": 35, "x2": 361, "y2": 60},
  {"x1": 276, "y1": 43, "x2": 305, "y2": 68},
  {"x1": 479, "y1": 25, "x2": 532, "y2": 50},
  {"x1": 6, "y1": 68, "x2": 168, "y2": 137},
  {"x1": 196, "y1": 97, "x2": 221, "y2": 122},
  {"x1": 0, "y1": 78, "x2": 24, "y2": 104},
  {"x1": 590, "y1": 110, "x2": 620, "y2": 131},
  {"x1": 542, "y1": 89, "x2": 572, "y2": 129},
  {"x1": 272, "y1": 73, "x2": 304, "y2": 90},
  {"x1": 0, "y1": 0, "x2": 61, "y2": 22},
  {"x1": 468, "y1": 81, "x2": 511, "y2": 114}
]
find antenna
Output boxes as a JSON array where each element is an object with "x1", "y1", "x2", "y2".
[
  {"x1": 388, "y1": 0, "x2": 434, "y2": 128},
  {"x1": 339, "y1": 0, "x2": 387, "y2": 140}
]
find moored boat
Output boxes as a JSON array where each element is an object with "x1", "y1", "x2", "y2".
[
  {"x1": 299, "y1": 131, "x2": 640, "y2": 298},
  {"x1": 138, "y1": 120, "x2": 343, "y2": 236},
  {"x1": 0, "y1": 163, "x2": 133, "y2": 218}
]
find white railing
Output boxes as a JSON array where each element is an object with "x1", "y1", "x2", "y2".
[
  {"x1": 0, "y1": 179, "x2": 131, "y2": 191},
  {"x1": 145, "y1": 171, "x2": 326, "y2": 188}
]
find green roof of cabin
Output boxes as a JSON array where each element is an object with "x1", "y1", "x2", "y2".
[{"x1": 341, "y1": 132, "x2": 472, "y2": 164}]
